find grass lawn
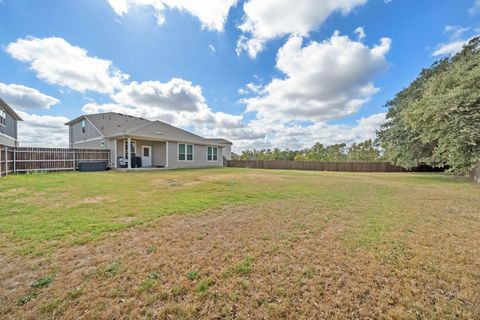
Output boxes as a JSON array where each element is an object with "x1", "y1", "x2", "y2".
[{"x1": 0, "y1": 168, "x2": 479, "y2": 319}]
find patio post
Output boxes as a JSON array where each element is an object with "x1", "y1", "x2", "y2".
[{"x1": 127, "y1": 137, "x2": 132, "y2": 169}]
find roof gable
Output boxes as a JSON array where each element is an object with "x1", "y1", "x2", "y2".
[{"x1": 0, "y1": 97, "x2": 23, "y2": 121}]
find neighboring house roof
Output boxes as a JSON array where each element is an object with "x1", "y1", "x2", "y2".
[
  {"x1": 0, "y1": 97, "x2": 23, "y2": 121},
  {"x1": 66, "y1": 112, "x2": 228, "y2": 146}
]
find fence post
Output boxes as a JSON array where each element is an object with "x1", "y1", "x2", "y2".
[
  {"x1": 13, "y1": 148, "x2": 16, "y2": 174},
  {"x1": 72, "y1": 149, "x2": 76, "y2": 171},
  {"x1": 4, "y1": 146, "x2": 8, "y2": 176}
]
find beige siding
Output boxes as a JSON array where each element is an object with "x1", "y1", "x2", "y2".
[
  {"x1": 115, "y1": 139, "x2": 167, "y2": 168},
  {"x1": 70, "y1": 118, "x2": 102, "y2": 144},
  {"x1": 167, "y1": 142, "x2": 223, "y2": 169},
  {"x1": 222, "y1": 144, "x2": 232, "y2": 160}
]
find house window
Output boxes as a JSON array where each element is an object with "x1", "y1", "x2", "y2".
[
  {"x1": 178, "y1": 143, "x2": 193, "y2": 161},
  {"x1": 81, "y1": 119, "x2": 86, "y2": 133},
  {"x1": 207, "y1": 146, "x2": 218, "y2": 161},
  {"x1": 124, "y1": 140, "x2": 136, "y2": 158},
  {"x1": 0, "y1": 108, "x2": 5, "y2": 126}
]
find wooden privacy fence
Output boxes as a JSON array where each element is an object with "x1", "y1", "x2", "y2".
[
  {"x1": 227, "y1": 160, "x2": 406, "y2": 172},
  {"x1": 0, "y1": 145, "x2": 110, "y2": 177},
  {"x1": 470, "y1": 162, "x2": 480, "y2": 183}
]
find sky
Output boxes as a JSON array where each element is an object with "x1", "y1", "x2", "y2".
[{"x1": 0, "y1": 0, "x2": 478, "y2": 151}]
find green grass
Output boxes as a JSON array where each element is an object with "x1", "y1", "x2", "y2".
[{"x1": 0, "y1": 168, "x2": 476, "y2": 256}]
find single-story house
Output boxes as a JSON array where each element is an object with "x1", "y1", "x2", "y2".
[
  {"x1": 65, "y1": 112, "x2": 232, "y2": 169},
  {"x1": 0, "y1": 97, "x2": 22, "y2": 147}
]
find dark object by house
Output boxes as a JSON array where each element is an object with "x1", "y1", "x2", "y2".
[
  {"x1": 132, "y1": 156, "x2": 142, "y2": 168},
  {"x1": 79, "y1": 161, "x2": 107, "y2": 172},
  {"x1": 117, "y1": 156, "x2": 142, "y2": 168}
]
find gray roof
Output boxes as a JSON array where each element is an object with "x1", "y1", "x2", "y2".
[
  {"x1": 66, "y1": 112, "x2": 228, "y2": 146},
  {"x1": 205, "y1": 138, "x2": 233, "y2": 145},
  {"x1": 0, "y1": 97, "x2": 23, "y2": 121}
]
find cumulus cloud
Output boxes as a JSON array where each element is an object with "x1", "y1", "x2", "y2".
[
  {"x1": 243, "y1": 32, "x2": 391, "y2": 122},
  {"x1": 82, "y1": 77, "x2": 244, "y2": 133},
  {"x1": 111, "y1": 79, "x2": 206, "y2": 112},
  {"x1": 17, "y1": 111, "x2": 69, "y2": 147},
  {"x1": 6, "y1": 37, "x2": 129, "y2": 94},
  {"x1": 107, "y1": 0, "x2": 237, "y2": 31},
  {"x1": 0, "y1": 83, "x2": 59, "y2": 110},
  {"x1": 237, "y1": 0, "x2": 367, "y2": 57}
]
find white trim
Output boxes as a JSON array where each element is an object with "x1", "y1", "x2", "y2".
[
  {"x1": 166, "y1": 141, "x2": 169, "y2": 168},
  {"x1": 206, "y1": 146, "x2": 219, "y2": 162},
  {"x1": 113, "y1": 139, "x2": 117, "y2": 168},
  {"x1": 84, "y1": 116, "x2": 105, "y2": 137},
  {"x1": 0, "y1": 131, "x2": 16, "y2": 142},
  {"x1": 0, "y1": 108, "x2": 6, "y2": 127},
  {"x1": 127, "y1": 137, "x2": 132, "y2": 169},
  {"x1": 177, "y1": 142, "x2": 194, "y2": 162},
  {"x1": 123, "y1": 139, "x2": 137, "y2": 158},
  {"x1": 141, "y1": 145, "x2": 152, "y2": 167},
  {"x1": 72, "y1": 136, "x2": 104, "y2": 144}
]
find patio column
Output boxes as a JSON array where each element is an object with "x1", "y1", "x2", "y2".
[
  {"x1": 113, "y1": 139, "x2": 117, "y2": 168},
  {"x1": 127, "y1": 137, "x2": 132, "y2": 169},
  {"x1": 166, "y1": 141, "x2": 169, "y2": 168}
]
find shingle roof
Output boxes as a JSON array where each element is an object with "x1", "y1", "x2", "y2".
[
  {"x1": 110, "y1": 120, "x2": 213, "y2": 145},
  {"x1": 66, "y1": 112, "x2": 227, "y2": 146},
  {"x1": 0, "y1": 97, "x2": 23, "y2": 121},
  {"x1": 205, "y1": 138, "x2": 233, "y2": 145}
]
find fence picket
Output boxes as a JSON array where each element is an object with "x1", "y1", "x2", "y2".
[
  {"x1": 0, "y1": 145, "x2": 110, "y2": 177},
  {"x1": 227, "y1": 160, "x2": 408, "y2": 173}
]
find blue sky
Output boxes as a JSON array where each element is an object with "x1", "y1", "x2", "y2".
[{"x1": 0, "y1": 0, "x2": 478, "y2": 150}]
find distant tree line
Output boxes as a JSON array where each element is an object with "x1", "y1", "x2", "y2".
[
  {"x1": 233, "y1": 139, "x2": 384, "y2": 162},
  {"x1": 377, "y1": 37, "x2": 480, "y2": 173}
]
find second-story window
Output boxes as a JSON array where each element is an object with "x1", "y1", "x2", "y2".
[
  {"x1": 0, "y1": 108, "x2": 6, "y2": 126},
  {"x1": 81, "y1": 119, "x2": 86, "y2": 133}
]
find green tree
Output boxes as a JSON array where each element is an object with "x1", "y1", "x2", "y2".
[{"x1": 377, "y1": 37, "x2": 480, "y2": 173}]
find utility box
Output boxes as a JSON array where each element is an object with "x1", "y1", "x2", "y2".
[{"x1": 78, "y1": 161, "x2": 107, "y2": 172}]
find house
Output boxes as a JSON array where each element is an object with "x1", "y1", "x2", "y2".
[
  {"x1": 0, "y1": 97, "x2": 22, "y2": 147},
  {"x1": 65, "y1": 112, "x2": 232, "y2": 169}
]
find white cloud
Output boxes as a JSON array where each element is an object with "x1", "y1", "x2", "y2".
[
  {"x1": 6, "y1": 37, "x2": 129, "y2": 94},
  {"x1": 17, "y1": 111, "x2": 69, "y2": 147},
  {"x1": 432, "y1": 40, "x2": 467, "y2": 56},
  {"x1": 237, "y1": 0, "x2": 368, "y2": 57},
  {"x1": 444, "y1": 25, "x2": 470, "y2": 39},
  {"x1": 0, "y1": 83, "x2": 59, "y2": 110},
  {"x1": 354, "y1": 26, "x2": 366, "y2": 40},
  {"x1": 469, "y1": 0, "x2": 480, "y2": 15},
  {"x1": 111, "y1": 79, "x2": 206, "y2": 112},
  {"x1": 83, "y1": 78, "x2": 243, "y2": 133},
  {"x1": 243, "y1": 32, "x2": 391, "y2": 122},
  {"x1": 239, "y1": 81, "x2": 262, "y2": 95},
  {"x1": 208, "y1": 44, "x2": 216, "y2": 52},
  {"x1": 107, "y1": 0, "x2": 237, "y2": 31},
  {"x1": 432, "y1": 25, "x2": 471, "y2": 56}
]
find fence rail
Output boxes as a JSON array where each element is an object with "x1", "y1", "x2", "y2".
[
  {"x1": 227, "y1": 160, "x2": 407, "y2": 172},
  {"x1": 0, "y1": 145, "x2": 110, "y2": 177}
]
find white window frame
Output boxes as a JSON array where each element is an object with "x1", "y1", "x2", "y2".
[
  {"x1": 207, "y1": 146, "x2": 218, "y2": 162},
  {"x1": 123, "y1": 139, "x2": 137, "y2": 158},
  {"x1": 0, "y1": 108, "x2": 6, "y2": 127},
  {"x1": 81, "y1": 119, "x2": 86, "y2": 134},
  {"x1": 177, "y1": 143, "x2": 194, "y2": 162}
]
